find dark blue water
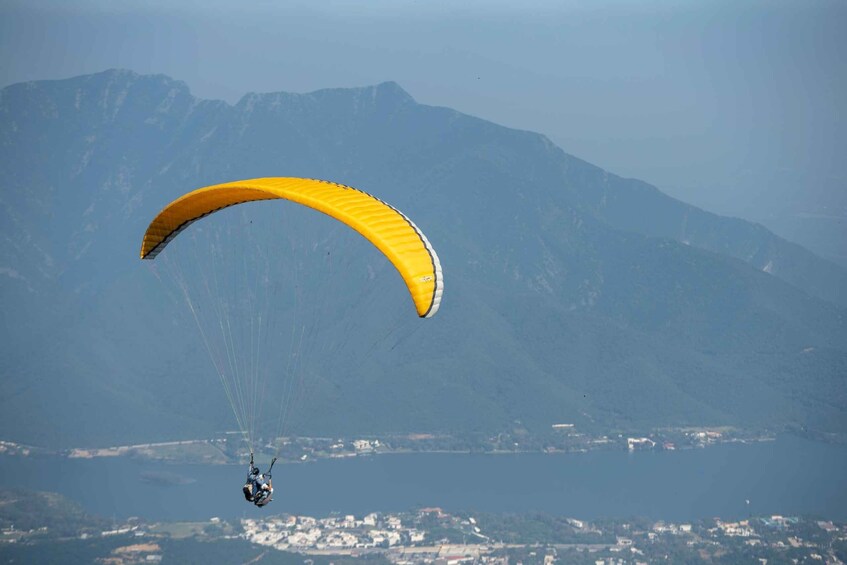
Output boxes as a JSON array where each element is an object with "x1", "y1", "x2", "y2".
[{"x1": 2, "y1": 435, "x2": 845, "y2": 522}]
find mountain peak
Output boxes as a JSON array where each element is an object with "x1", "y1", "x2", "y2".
[
  {"x1": 234, "y1": 80, "x2": 417, "y2": 118},
  {"x1": 300, "y1": 80, "x2": 414, "y2": 103},
  {"x1": 372, "y1": 80, "x2": 416, "y2": 102},
  {"x1": 75, "y1": 68, "x2": 192, "y2": 93}
]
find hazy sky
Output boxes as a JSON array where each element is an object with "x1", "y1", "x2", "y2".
[{"x1": 2, "y1": 0, "x2": 845, "y2": 219}]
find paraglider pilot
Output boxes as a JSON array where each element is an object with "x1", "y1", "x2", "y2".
[{"x1": 243, "y1": 453, "x2": 276, "y2": 507}]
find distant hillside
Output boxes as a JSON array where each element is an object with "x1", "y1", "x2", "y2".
[
  {"x1": 0, "y1": 69, "x2": 845, "y2": 448},
  {"x1": 0, "y1": 490, "x2": 106, "y2": 535}
]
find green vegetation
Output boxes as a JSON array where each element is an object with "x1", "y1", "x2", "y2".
[
  {"x1": 157, "y1": 539, "x2": 389, "y2": 565},
  {"x1": 473, "y1": 512, "x2": 612, "y2": 544},
  {"x1": 0, "y1": 536, "x2": 391, "y2": 565},
  {"x1": 0, "y1": 536, "x2": 132, "y2": 565},
  {"x1": 835, "y1": 538, "x2": 847, "y2": 563},
  {"x1": 0, "y1": 70, "x2": 845, "y2": 449},
  {"x1": 0, "y1": 490, "x2": 106, "y2": 537}
]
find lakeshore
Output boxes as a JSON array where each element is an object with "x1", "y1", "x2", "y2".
[
  {"x1": 0, "y1": 434, "x2": 845, "y2": 523},
  {"x1": 2, "y1": 498, "x2": 846, "y2": 564},
  {"x1": 0, "y1": 425, "x2": 782, "y2": 466}
]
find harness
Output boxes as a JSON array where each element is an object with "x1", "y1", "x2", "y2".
[
  {"x1": 244, "y1": 455, "x2": 276, "y2": 507},
  {"x1": 253, "y1": 481, "x2": 273, "y2": 507}
]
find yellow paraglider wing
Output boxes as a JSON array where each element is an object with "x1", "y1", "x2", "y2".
[{"x1": 140, "y1": 177, "x2": 443, "y2": 318}]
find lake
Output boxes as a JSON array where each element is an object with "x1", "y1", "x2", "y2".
[{"x1": 1, "y1": 435, "x2": 845, "y2": 522}]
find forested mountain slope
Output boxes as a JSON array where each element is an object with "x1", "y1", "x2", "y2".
[{"x1": 1, "y1": 70, "x2": 844, "y2": 447}]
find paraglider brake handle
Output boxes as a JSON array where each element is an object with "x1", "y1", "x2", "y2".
[
  {"x1": 250, "y1": 452, "x2": 254, "y2": 465},
  {"x1": 269, "y1": 457, "x2": 277, "y2": 472}
]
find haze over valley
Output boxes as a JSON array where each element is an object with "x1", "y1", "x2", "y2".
[{"x1": 1, "y1": 70, "x2": 844, "y2": 449}]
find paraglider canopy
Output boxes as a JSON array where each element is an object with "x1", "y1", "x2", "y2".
[{"x1": 141, "y1": 177, "x2": 443, "y2": 318}]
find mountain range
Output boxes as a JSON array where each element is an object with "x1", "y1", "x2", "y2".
[{"x1": 1, "y1": 69, "x2": 844, "y2": 448}]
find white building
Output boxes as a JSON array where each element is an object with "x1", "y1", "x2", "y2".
[
  {"x1": 353, "y1": 439, "x2": 374, "y2": 452},
  {"x1": 627, "y1": 437, "x2": 656, "y2": 450}
]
